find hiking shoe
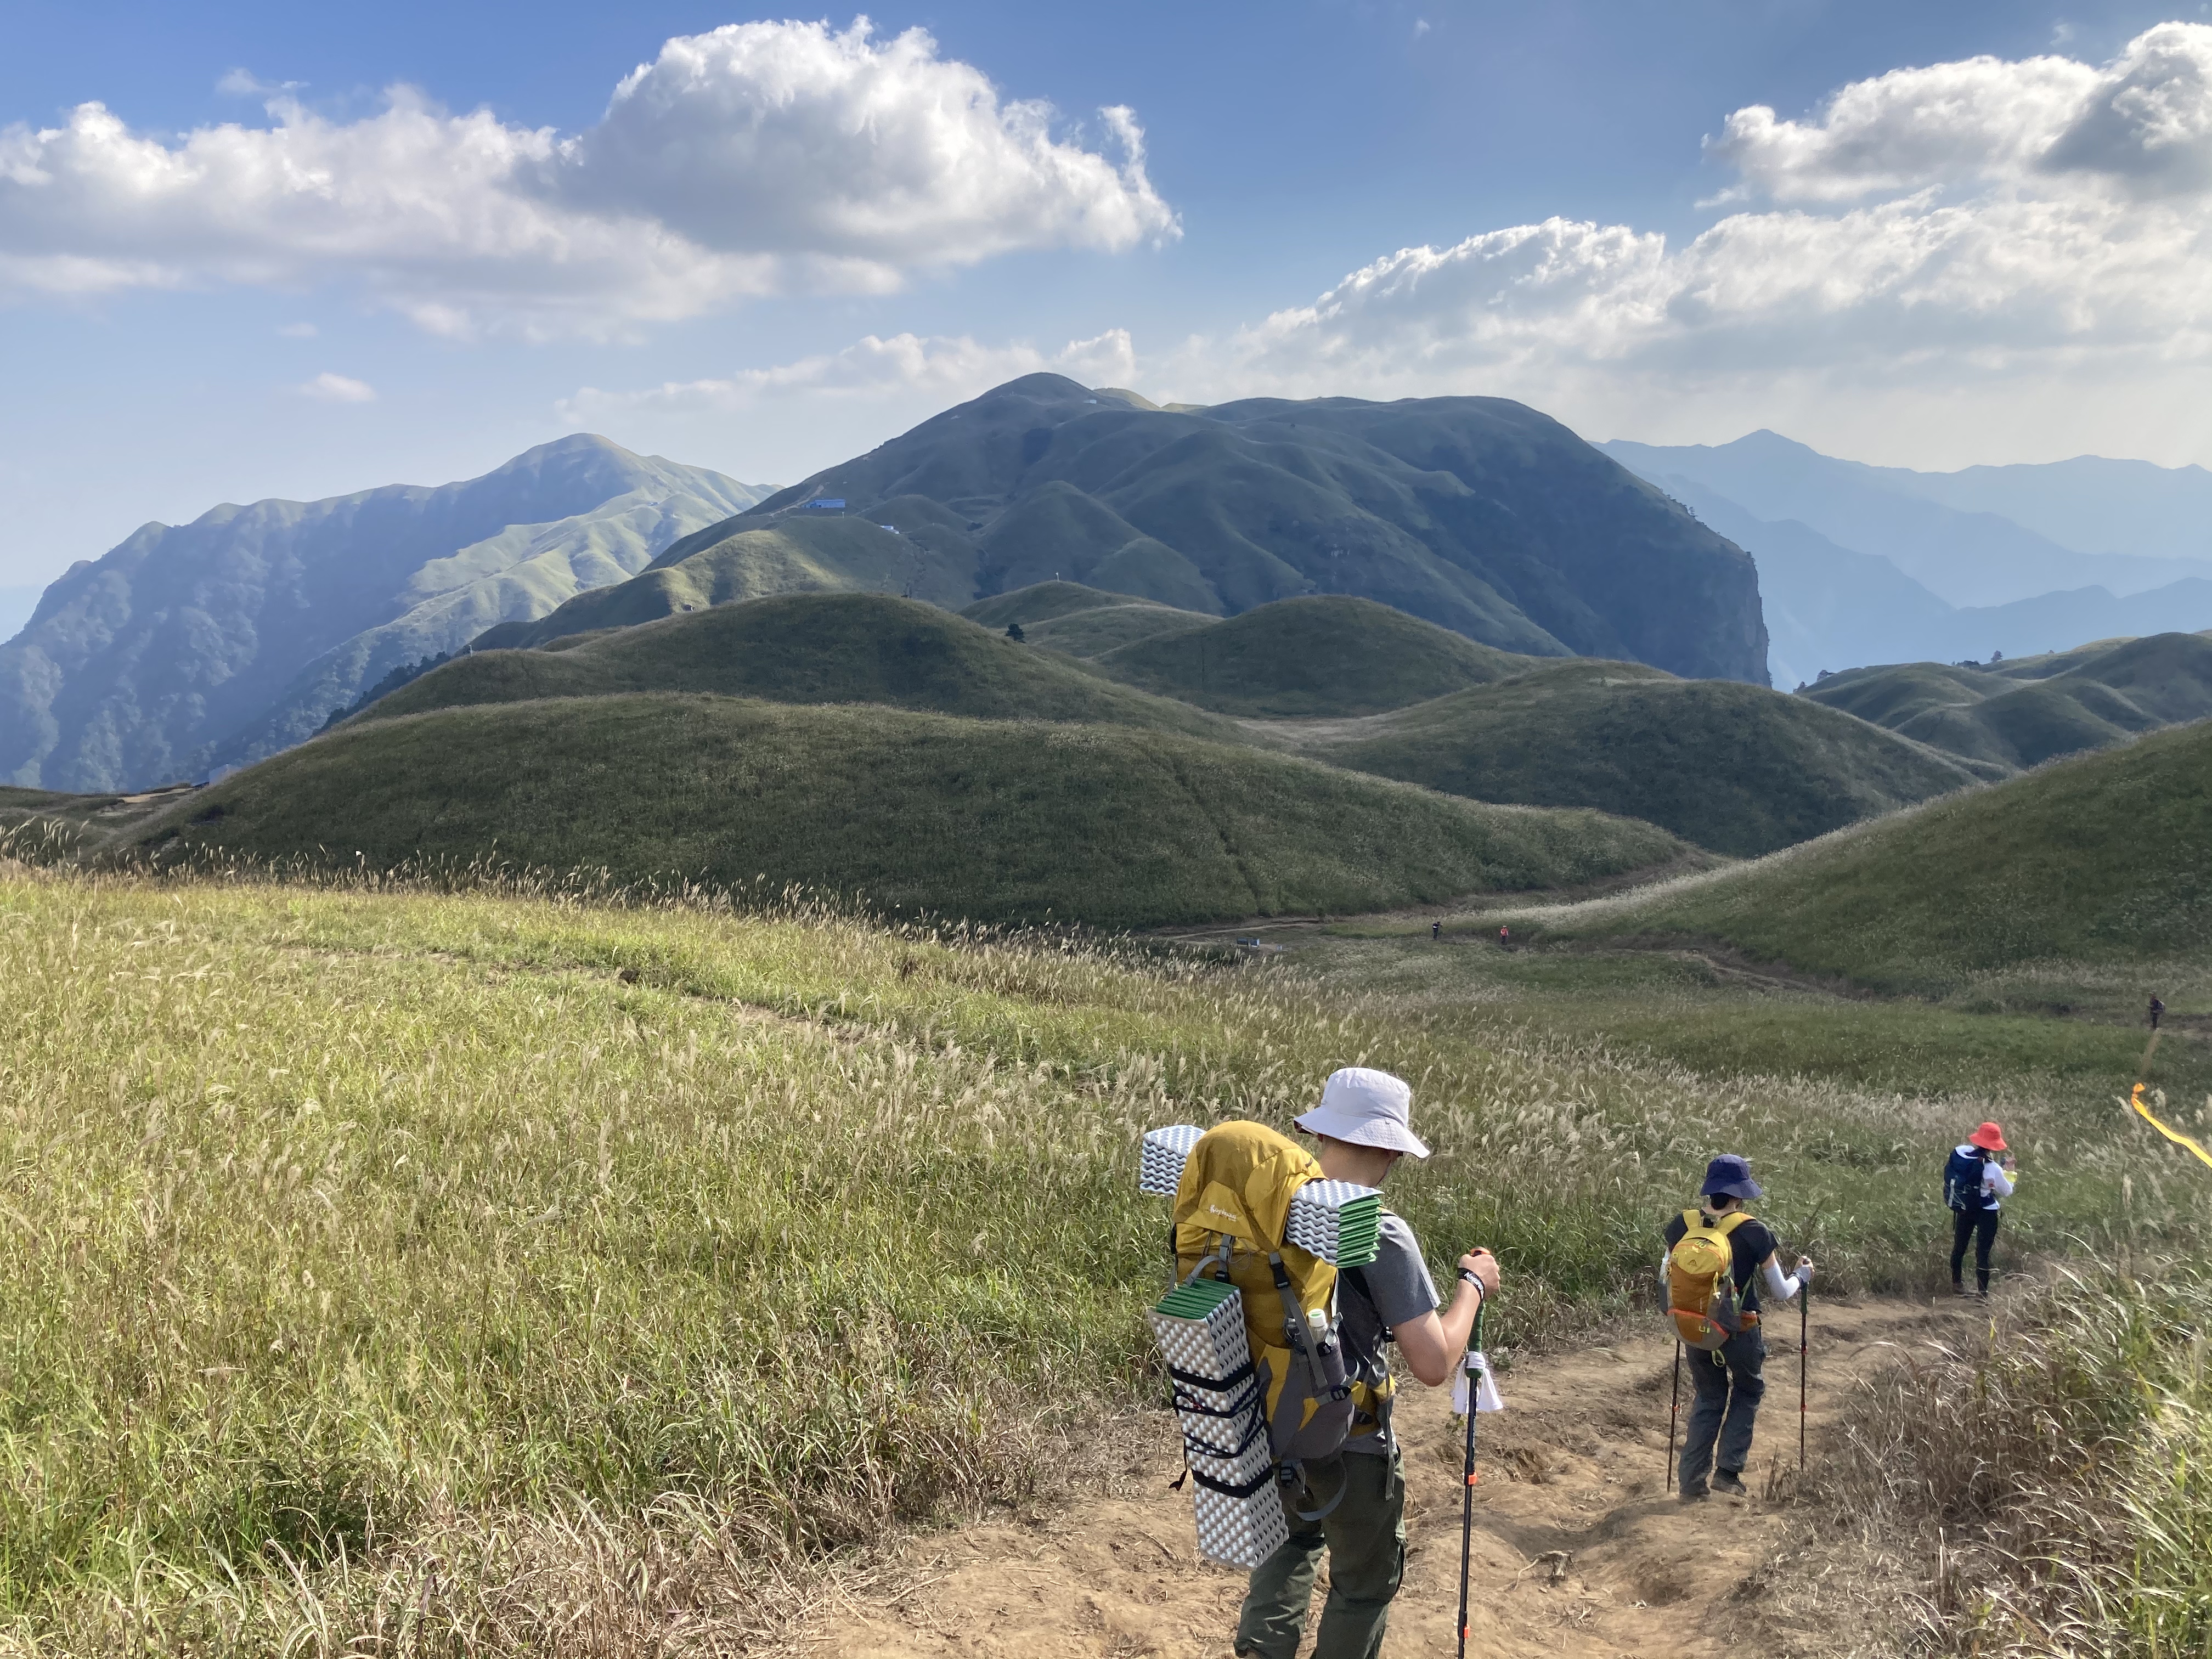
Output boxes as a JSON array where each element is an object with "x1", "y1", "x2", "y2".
[
  {"x1": 1952, "y1": 1284, "x2": 1974, "y2": 1298},
  {"x1": 1713, "y1": 1470, "x2": 1749, "y2": 1498},
  {"x1": 1678, "y1": 1483, "x2": 1709, "y2": 1504}
]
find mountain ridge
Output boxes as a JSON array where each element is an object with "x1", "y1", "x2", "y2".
[
  {"x1": 0, "y1": 436, "x2": 771, "y2": 791},
  {"x1": 501, "y1": 374, "x2": 1770, "y2": 685}
]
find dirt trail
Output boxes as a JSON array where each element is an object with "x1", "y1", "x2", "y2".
[{"x1": 803, "y1": 1296, "x2": 1971, "y2": 1658}]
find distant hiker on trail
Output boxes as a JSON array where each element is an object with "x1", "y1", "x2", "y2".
[
  {"x1": 1945, "y1": 1122, "x2": 2016, "y2": 1299},
  {"x1": 1233, "y1": 1069, "x2": 1501, "y2": 1659},
  {"x1": 1431, "y1": 919, "x2": 1441, "y2": 941},
  {"x1": 2150, "y1": 995, "x2": 2165, "y2": 1031},
  {"x1": 1662, "y1": 1155, "x2": 1813, "y2": 1503},
  {"x1": 1498, "y1": 924, "x2": 1510, "y2": 949}
]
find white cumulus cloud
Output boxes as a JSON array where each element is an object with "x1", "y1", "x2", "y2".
[
  {"x1": 1150, "y1": 22, "x2": 2212, "y2": 460},
  {"x1": 297, "y1": 372, "x2": 375, "y2": 402},
  {"x1": 556, "y1": 23, "x2": 2212, "y2": 470},
  {"x1": 0, "y1": 19, "x2": 1176, "y2": 337}
]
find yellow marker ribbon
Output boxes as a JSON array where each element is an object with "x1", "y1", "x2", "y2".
[{"x1": 2129, "y1": 1084, "x2": 2212, "y2": 1172}]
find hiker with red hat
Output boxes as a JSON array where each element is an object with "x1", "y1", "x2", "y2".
[{"x1": 1944, "y1": 1123, "x2": 2017, "y2": 1299}]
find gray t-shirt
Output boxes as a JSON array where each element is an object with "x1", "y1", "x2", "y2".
[{"x1": 1336, "y1": 1210, "x2": 1441, "y2": 1455}]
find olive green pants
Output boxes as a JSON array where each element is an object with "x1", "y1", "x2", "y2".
[{"x1": 1233, "y1": 1446, "x2": 1406, "y2": 1659}]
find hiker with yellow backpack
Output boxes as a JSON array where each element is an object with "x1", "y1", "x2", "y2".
[{"x1": 1663, "y1": 1154, "x2": 1813, "y2": 1502}]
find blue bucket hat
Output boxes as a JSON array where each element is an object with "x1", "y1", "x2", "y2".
[{"x1": 1700, "y1": 1154, "x2": 1763, "y2": 1201}]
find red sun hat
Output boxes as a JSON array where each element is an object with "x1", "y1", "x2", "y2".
[{"x1": 1969, "y1": 1121, "x2": 2008, "y2": 1152}]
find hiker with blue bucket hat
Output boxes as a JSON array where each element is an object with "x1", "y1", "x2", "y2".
[{"x1": 1661, "y1": 1154, "x2": 1814, "y2": 1502}]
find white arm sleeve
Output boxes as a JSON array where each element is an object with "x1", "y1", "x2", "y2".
[
  {"x1": 1985, "y1": 1164, "x2": 2015, "y2": 1199},
  {"x1": 1760, "y1": 1256, "x2": 1802, "y2": 1303}
]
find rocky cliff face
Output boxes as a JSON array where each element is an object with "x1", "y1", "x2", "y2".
[
  {"x1": 552, "y1": 376, "x2": 1768, "y2": 681},
  {"x1": 1, "y1": 436, "x2": 769, "y2": 791}
]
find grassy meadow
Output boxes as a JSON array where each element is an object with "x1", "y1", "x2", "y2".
[
  {"x1": 362, "y1": 595, "x2": 1244, "y2": 746},
  {"x1": 1835, "y1": 1261, "x2": 2212, "y2": 1657},
  {"x1": 1485, "y1": 716, "x2": 2212, "y2": 1011},
  {"x1": 122, "y1": 695, "x2": 1689, "y2": 929},
  {"x1": 1273, "y1": 658, "x2": 1979, "y2": 857},
  {"x1": 0, "y1": 854, "x2": 2201, "y2": 1652}
]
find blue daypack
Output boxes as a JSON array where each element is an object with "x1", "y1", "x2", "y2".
[{"x1": 1944, "y1": 1147, "x2": 1991, "y2": 1211}]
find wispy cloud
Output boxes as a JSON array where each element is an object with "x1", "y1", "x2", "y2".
[
  {"x1": 296, "y1": 372, "x2": 375, "y2": 403},
  {"x1": 560, "y1": 331, "x2": 1136, "y2": 421}
]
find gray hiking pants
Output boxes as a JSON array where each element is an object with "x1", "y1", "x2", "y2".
[
  {"x1": 1234, "y1": 1446, "x2": 1404, "y2": 1659},
  {"x1": 1680, "y1": 1324, "x2": 1766, "y2": 1493}
]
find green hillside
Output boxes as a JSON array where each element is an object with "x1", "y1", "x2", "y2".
[
  {"x1": 1802, "y1": 631, "x2": 2212, "y2": 771},
  {"x1": 1276, "y1": 661, "x2": 1978, "y2": 856},
  {"x1": 357, "y1": 594, "x2": 1244, "y2": 744},
  {"x1": 958, "y1": 582, "x2": 1215, "y2": 657},
  {"x1": 129, "y1": 696, "x2": 1687, "y2": 928},
  {"x1": 475, "y1": 517, "x2": 974, "y2": 650},
  {"x1": 1, "y1": 783, "x2": 196, "y2": 855},
  {"x1": 1513, "y1": 718, "x2": 2212, "y2": 994},
  {"x1": 1085, "y1": 594, "x2": 1532, "y2": 716},
  {"x1": 511, "y1": 374, "x2": 1770, "y2": 680}
]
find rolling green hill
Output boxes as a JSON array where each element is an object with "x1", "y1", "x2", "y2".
[
  {"x1": 1511, "y1": 717, "x2": 2212, "y2": 994},
  {"x1": 1274, "y1": 661, "x2": 1979, "y2": 856},
  {"x1": 475, "y1": 516, "x2": 973, "y2": 650},
  {"x1": 1083, "y1": 594, "x2": 1533, "y2": 716},
  {"x1": 1802, "y1": 631, "x2": 2212, "y2": 772},
  {"x1": 958, "y1": 582, "x2": 1215, "y2": 658},
  {"x1": 356, "y1": 594, "x2": 1244, "y2": 744},
  {"x1": 127, "y1": 697, "x2": 1689, "y2": 928},
  {"x1": 1, "y1": 783, "x2": 196, "y2": 856},
  {"x1": 502, "y1": 374, "x2": 1770, "y2": 680}
]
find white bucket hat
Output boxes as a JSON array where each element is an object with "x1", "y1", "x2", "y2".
[{"x1": 1294, "y1": 1066, "x2": 1429, "y2": 1158}]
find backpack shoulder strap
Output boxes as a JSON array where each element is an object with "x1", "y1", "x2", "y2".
[{"x1": 1711, "y1": 1211, "x2": 1752, "y2": 1237}]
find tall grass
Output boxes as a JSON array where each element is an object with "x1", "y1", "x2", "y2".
[
  {"x1": 0, "y1": 856, "x2": 2188, "y2": 1652},
  {"x1": 1830, "y1": 1255, "x2": 2212, "y2": 1656}
]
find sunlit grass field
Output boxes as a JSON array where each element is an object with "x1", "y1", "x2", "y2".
[{"x1": 0, "y1": 862, "x2": 2201, "y2": 1652}]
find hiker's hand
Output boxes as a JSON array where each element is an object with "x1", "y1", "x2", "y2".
[
  {"x1": 1797, "y1": 1258, "x2": 1816, "y2": 1284},
  {"x1": 1458, "y1": 1249, "x2": 1499, "y2": 1297}
]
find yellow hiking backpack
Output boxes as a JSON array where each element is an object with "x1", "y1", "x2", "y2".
[
  {"x1": 1666, "y1": 1208, "x2": 1755, "y2": 1351},
  {"x1": 1170, "y1": 1122, "x2": 1392, "y2": 1474}
]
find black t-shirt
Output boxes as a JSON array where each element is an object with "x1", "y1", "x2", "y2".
[{"x1": 1663, "y1": 1211, "x2": 1778, "y2": 1311}]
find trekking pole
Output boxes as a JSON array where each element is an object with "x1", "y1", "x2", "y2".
[
  {"x1": 1798, "y1": 1276, "x2": 1809, "y2": 1474},
  {"x1": 1456, "y1": 1301, "x2": 1488, "y2": 1659},
  {"x1": 1666, "y1": 1341, "x2": 1681, "y2": 1491}
]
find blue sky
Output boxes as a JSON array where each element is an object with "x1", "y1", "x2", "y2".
[{"x1": 3, "y1": 0, "x2": 2209, "y2": 589}]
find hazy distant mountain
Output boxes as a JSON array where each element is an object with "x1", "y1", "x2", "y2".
[
  {"x1": 0, "y1": 436, "x2": 770, "y2": 791},
  {"x1": 1855, "y1": 454, "x2": 2212, "y2": 567},
  {"x1": 1654, "y1": 477, "x2": 1953, "y2": 689},
  {"x1": 1604, "y1": 432, "x2": 2212, "y2": 607},
  {"x1": 1943, "y1": 579, "x2": 2212, "y2": 664},
  {"x1": 1655, "y1": 471, "x2": 2212, "y2": 684},
  {"x1": 509, "y1": 375, "x2": 1770, "y2": 684}
]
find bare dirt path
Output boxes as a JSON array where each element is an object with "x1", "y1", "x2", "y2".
[{"x1": 801, "y1": 1295, "x2": 1972, "y2": 1658}]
